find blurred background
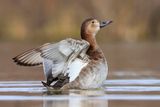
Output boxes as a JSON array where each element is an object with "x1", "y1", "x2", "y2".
[
  {"x1": 0, "y1": 0, "x2": 160, "y2": 81},
  {"x1": 0, "y1": 0, "x2": 160, "y2": 42}
]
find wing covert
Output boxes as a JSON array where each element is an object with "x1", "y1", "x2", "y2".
[{"x1": 40, "y1": 38, "x2": 90, "y2": 61}]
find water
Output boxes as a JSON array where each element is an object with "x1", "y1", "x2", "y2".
[{"x1": 0, "y1": 80, "x2": 160, "y2": 107}]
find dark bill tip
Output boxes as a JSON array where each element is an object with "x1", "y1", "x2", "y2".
[{"x1": 100, "y1": 20, "x2": 113, "y2": 28}]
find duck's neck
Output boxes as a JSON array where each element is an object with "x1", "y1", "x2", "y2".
[
  {"x1": 82, "y1": 33, "x2": 104, "y2": 60},
  {"x1": 81, "y1": 33, "x2": 99, "y2": 51}
]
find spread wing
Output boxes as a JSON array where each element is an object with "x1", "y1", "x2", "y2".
[
  {"x1": 13, "y1": 38, "x2": 90, "y2": 79},
  {"x1": 13, "y1": 38, "x2": 89, "y2": 66},
  {"x1": 13, "y1": 47, "x2": 44, "y2": 66}
]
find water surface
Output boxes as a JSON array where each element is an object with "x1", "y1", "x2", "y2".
[{"x1": 0, "y1": 80, "x2": 160, "y2": 107}]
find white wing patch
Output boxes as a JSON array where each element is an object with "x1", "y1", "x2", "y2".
[{"x1": 67, "y1": 58, "x2": 88, "y2": 82}]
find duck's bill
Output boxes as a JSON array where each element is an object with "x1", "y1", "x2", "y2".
[{"x1": 100, "y1": 20, "x2": 113, "y2": 28}]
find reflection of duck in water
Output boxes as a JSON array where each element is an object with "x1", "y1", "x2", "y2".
[
  {"x1": 43, "y1": 90, "x2": 108, "y2": 107},
  {"x1": 13, "y1": 18, "x2": 112, "y2": 89}
]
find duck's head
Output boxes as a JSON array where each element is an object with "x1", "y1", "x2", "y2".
[{"x1": 81, "y1": 18, "x2": 112, "y2": 39}]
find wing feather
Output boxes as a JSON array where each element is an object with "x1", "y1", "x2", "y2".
[
  {"x1": 13, "y1": 48, "x2": 43, "y2": 66},
  {"x1": 40, "y1": 38, "x2": 90, "y2": 81},
  {"x1": 13, "y1": 38, "x2": 90, "y2": 81}
]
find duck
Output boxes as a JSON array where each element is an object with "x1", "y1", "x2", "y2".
[{"x1": 13, "y1": 18, "x2": 112, "y2": 89}]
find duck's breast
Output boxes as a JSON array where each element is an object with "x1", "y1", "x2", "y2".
[{"x1": 82, "y1": 61, "x2": 108, "y2": 89}]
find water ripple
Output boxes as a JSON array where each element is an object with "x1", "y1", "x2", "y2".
[{"x1": 0, "y1": 80, "x2": 160, "y2": 101}]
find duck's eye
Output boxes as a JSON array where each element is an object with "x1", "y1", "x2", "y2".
[{"x1": 92, "y1": 21, "x2": 95, "y2": 24}]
